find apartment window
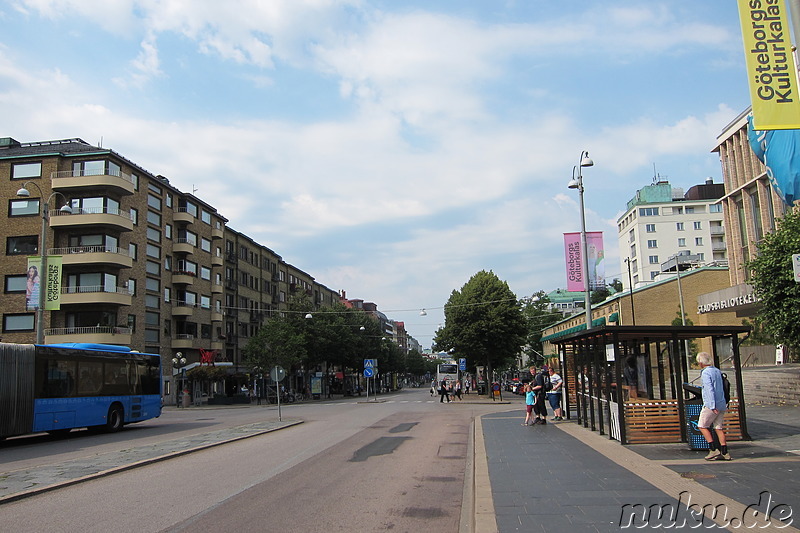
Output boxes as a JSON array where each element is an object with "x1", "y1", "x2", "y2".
[
  {"x1": 201, "y1": 238, "x2": 211, "y2": 253},
  {"x1": 710, "y1": 204, "x2": 722, "y2": 213},
  {"x1": 179, "y1": 200, "x2": 198, "y2": 217},
  {"x1": 650, "y1": 272, "x2": 659, "y2": 280},
  {"x1": 164, "y1": 287, "x2": 171, "y2": 303},
  {"x1": 647, "y1": 240, "x2": 657, "y2": 248},
  {"x1": 145, "y1": 278, "x2": 160, "y2": 293},
  {"x1": 165, "y1": 255, "x2": 172, "y2": 271},
  {"x1": 70, "y1": 196, "x2": 120, "y2": 215},
  {"x1": 130, "y1": 208, "x2": 138, "y2": 225},
  {"x1": 695, "y1": 237, "x2": 703, "y2": 246},
  {"x1": 165, "y1": 194, "x2": 172, "y2": 208},
  {"x1": 749, "y1": 186, "x2": 764, "y2": 241},
  {"x1": 648, "y1": 255, "x2": 659, "y2": 264},
  {"x1": 145, "y1": 294, "x2": 160, "y2": 308},
  {"x1": 178, "y1": 229, "x2": 197, "y2": 246},
  {"x1": 5, "y1": 275, "x2": 27, "y2": 293},
  {"x1": 131, "y1": 174, "x2": 139, "y2": 190},
  {"x1": 685, "y1": 206, "x2": 695, "y2": 214},
  {"x1": 676, "y1": 222, "x2": 684, "y2": 231},
  {"x1": 129, "y1": 243, "x2": 137, "y2": 260},
  {"x1": 73, "y1": 160, "x2": 119, "y2": 177},
  {"x1": 148, "y1": 183, "x2": 162, "y2": 195},
  {"x1": 147, "y1": 211, "x2": 161, "y2": 226},
  {"x1": 165, "y1": 224, "x2": 172, "y2": 239},
  {"x1": 146, "y1": 244, "x2": 160, "y2": 259},
  {"x1": 628, "y1": 229, "x2": 635, "y2": 242},
  {"x1": 147, "y1": 227, "x2": 161, "y2": 242},
  {"x1": 673, "y1": 206, "x2": 683, "y2": 215},
  {"x1": 10, "y1": 199, "x2": 40, "y2": 217},
  {"x1": 3, "y1": 314, "x2": 34, "y2": 332},
  {"x1": 7, "y1": 236, "x2": 38, "y2": 255},
  {"x1": 144, "y1": 329, "x2": 159, "y2": 344},
  {"x1": 12, "y1": 162, "x2": 42, "y2": 179},
  {"x1": 678, "y1": 238, "x2": 686, "y2": 247},
  {"x1": 201, "y1": 210, "x2": 212, "y2": 224},
  {"x1": 145, "y1": 311, "x2": 159, "y2": 326},
  {"x1": 127, "y1": 279, "x2": 136, "y2": 296},
  {"x1": 639, "y1": 207, "x2": 659, "y2": 216},
  {"x1": 146, "y1": 261, "x2": 160, "y2": 275},
  {"x1": 693, "y1": 221, "x2": 702, "y2": 230},
  {"x1": 200, "y1": 295, "x2": 211, "y2": 309},
  {"x1": 645, "y1": 224, "x2": 656, "y2": 233},
  {"x1": 201, "y1": 266, "x2": 211, "y2": 280},
  {"x1": 697, "y1": 253, "x2": 705, "y2": 261},
  {"x1": 147, "y1": 194, "x2": 161, "y2": 210}
]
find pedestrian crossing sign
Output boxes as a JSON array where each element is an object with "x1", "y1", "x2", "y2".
[{"x1": 364, "y1": 359, "x2": 377, "y2": 368}]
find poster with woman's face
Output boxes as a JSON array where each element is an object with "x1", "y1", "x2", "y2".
[{"x1": 26, "y1": 259, "x2": 41, "y2": 310}]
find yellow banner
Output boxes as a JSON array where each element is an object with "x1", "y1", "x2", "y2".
[
  {"x1": 738, "y1": 0, "x2": 800, "y2": 130},
  {"x1": 44, "y1": 256, "x2": 62, "y2": 311}
]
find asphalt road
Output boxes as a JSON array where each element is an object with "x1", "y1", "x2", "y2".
[{"x1": 0, "y1": 389, "x2": 506, "y2": 533}]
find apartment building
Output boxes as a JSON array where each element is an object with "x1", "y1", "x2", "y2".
[
  {"x1": 1, "y1": 136, "x2": 339, "y2": 394},
  {"x1": 617, "y1": 178, "x2": 727, "y2": 289}
]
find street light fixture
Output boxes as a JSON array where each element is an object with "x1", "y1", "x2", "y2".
[
  {"x1": 171, "y1": 352, "x2": 187, "y2": 407},
  {"x1": 17, "y1": 182, "x2": 72, "y2": 344},
  {"x1": 567, "y1": 151, "x2": 594, "y2": 330}
]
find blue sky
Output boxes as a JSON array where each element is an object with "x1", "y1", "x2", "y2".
[{"x1": 0, "y1": 1, "x2": 752, "y2": 347}]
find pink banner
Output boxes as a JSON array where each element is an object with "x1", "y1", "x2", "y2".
[{"x1": 564, "y1": 232, "x2": 604, "y2": 291}]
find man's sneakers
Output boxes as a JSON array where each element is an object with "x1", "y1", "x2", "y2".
[
  {"x1": 716, "y1": 452, "x2": 732, "y2": 461},
  {"x1": 704, "y1": 449, "x2": 721, "y2": 461}
]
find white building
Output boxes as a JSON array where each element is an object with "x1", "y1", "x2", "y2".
[{"x1": 617, "y1": 179, "x2": 727, "y2": 289}]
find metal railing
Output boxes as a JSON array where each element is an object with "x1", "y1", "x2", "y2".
[{"x1": 45, "y1": 325, "x2": 132, "y2": 336}]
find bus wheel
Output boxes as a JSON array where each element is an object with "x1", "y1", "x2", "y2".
[{"x1": 106, "y1": 405, "x2": 124, "y2": 432}]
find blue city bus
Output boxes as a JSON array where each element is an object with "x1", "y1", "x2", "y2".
[{"x1": 0, "y1": 342, "x2": 162, "y2": 439}]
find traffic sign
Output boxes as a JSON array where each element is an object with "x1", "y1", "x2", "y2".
[
  {"x1": 364, "y1": 368, "x2": 374, "y2": 378},
  {"x1": 270, "y1": 366, "x2": 285, "y2": 382},
  {"x1": 459, "y1": 358, "x2": 466, "y2": 371},
  {"x1": 364, "y1": 359, "x2": 377, "y2": 368}
]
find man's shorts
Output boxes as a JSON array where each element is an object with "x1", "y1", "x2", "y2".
[{"x1": 698, "y1": 406, "x2": 727, "y2": 430}]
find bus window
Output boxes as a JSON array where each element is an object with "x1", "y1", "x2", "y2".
[
  {"x1": 41, "y1": 360, "x2": 77, "y2": 398},
  {"x1": 78, "y1": 361, "x2": 103, "y2": 396},
  {"x1": 104, "y1": 360, "x2": 131, "y2": 395}
]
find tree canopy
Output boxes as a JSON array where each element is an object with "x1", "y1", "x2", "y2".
[
  {"x1": 747, "y1": 208, "x2": 800, "y2": 357},
  {"x1": 521, "y1": 290, "x2": 564, "y2": 365},
  {"x1": 432, "y1": 270, "x2": 526, "y2": 378}
]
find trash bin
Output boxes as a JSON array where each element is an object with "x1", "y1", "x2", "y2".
[
  {"x1": 181, "y1": 389, "x2": 191, "y2": 408},
  {"x1": 683, "y1": 383, "x2": 708, "y2": 450}
]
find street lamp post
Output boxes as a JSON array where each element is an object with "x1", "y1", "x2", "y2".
[
  {"x1": 172, "y1": 353, "x2": 187, "y2": 407},
  {"x1": 568, "y1": 151, "x2": 595, "y2": 330},
  {"x1": 17, "y1": 182, "x2": 72, "y2": 344}
]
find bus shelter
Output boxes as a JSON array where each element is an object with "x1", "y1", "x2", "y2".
[{"x1": 550, "y1": 325, "x2": 750, "y2": 445}]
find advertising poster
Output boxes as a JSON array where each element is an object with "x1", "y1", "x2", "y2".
[{"x1": 564, "y1": 232, "x2": 604, "y2": 291}]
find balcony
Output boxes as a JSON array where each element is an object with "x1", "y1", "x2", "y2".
[
  {"x1": 211, "y1": 309, "x2": 223, "y2": 322},
  {"x1": 49, "y1": 207, "x2": 134, "y2": 232},
  {"x1": 211, "y1": 282, "x2": 223, "y2": 294},
  {"x1": 60, "y1": 285, "x2": 133, "y2": 306},
  {"x1": 212, "y1": 254, "x2": 224, "y2": 266},
  {"x1": 44, "y1": 326, "x2": 132, "y2": 345},
  {"x1": 710, "y1": 226, "x2": 725, "y2": 235},
  {"x1": 173, "y1": 238, "x2": 196, "y2": 255},
  {"x1": 174, "y1": 208, "x2": 194, "y2": 224},
  {"x1": 210, "y1": 340, "x2": 224, "y2": 351},
  {"x1": 171, "y1": 334, "x2": 196, "y2": 350},
  {"x1": 172, "y1": 270, "x2": 197, "y2": 285},
  {"x1": 212, "y1": 225, "x2": 224, "y2": 239},
  {"x1": 54, "y1": 245, "x2": 133, "y2": 268},
  {"x1": 712, "y1": 242, "x2": 727, "y2": 251},
  {"x1": 51, "y1": 169, "x2": 135, "y2": 196},
  {"x1": 173, "y1": 302, "x2": 196, "y2": 317}
]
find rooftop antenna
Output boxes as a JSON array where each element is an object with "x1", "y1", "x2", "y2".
[{"x1": 192, "y1": 184, "x2": 198, "y2": 195}]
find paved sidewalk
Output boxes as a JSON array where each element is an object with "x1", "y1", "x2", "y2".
[
  {"x1": 0, "y1": 419, "x2": 302, "y2": 503},
  {"x1": 480, "y1": 404, "x2": 800, "y2": 532}
]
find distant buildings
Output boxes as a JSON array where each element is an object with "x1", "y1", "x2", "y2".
[
  {"x1": 0, "y1": 136, "x2": 418, "y2": 395},
  {"x1": 617, "y1": 178, "x2": 727, "y2": 289}
]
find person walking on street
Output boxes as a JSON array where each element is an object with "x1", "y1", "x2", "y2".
[
  {"x1": 439, "y1": 379, "x2": 451, "y2": 403},
  {"x1": 696, "y1": 352, "x2": 731, "y2": 461},
  {"x1": 454, "y1": 380, "x2": 463, "y2": 401},
  {"x1": 547, "y1": 367, "x2": 564, "y2": 421}
]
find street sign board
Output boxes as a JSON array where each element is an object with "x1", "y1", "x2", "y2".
[
  {"x1": 364, "y1": 359, "x2": 377, "y2": 368},
  {"x1": 458, "y1": 358, "x2": 466, "y2": 371},
  {"x1": 270, "y1": 366, "x2": 285, "y2": 382},
  {"x1": 364, "y1": 368, "x2": 374, "y2": 378}
]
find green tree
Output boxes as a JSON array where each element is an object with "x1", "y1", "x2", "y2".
[
  {"x1": 521, "y1": 290, "x2": 563, "y2": 365},
  {"x1": 747, "y1": 208, "x2": 800, "y2": 358},
  {"x1": 432, "y1": 270, "x2": 526, "y2": 385}
]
